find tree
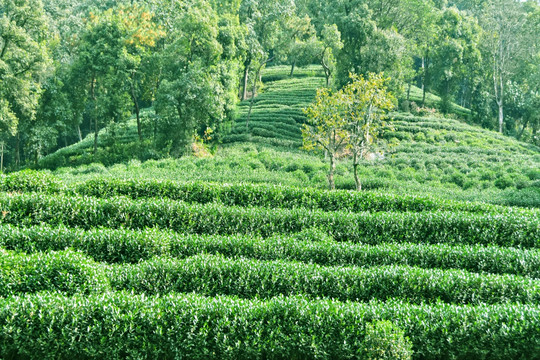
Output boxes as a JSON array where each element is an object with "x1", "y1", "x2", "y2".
[
  {"x1": 481, "y1": 0, "x2": 527, "y2": 133},
  {"x1": 302, "y1": 88, "x2": 349, "y2": 190},
  {"x1": 319, "y1": 24, "x2": 343, "y2": 87},
  {"x1": 73, "y1": 9, "x2": 133, "y2": 156},
  {"x1": 341, "y1": 73, "x2": 395, "y2": 191},
  {"x1": 0, "y1": 0, "x2": 49, "y2": 166},
  {"x1": 430, "y1": 7, "x2": 482, "y2": 113},
  {"x1": 116, "y1": 4, "x2": 165, "y2": 142},
  {"x1": 155, "y1": 0, "x2": 231, "y2": 156}
]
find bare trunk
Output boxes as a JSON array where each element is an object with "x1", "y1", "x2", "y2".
[
  {"x1": 421, "y1": 57, "x2": 425, "y2": 106},
  {"x1": 77, "y1": 125, "x2": 83, "y2": 142},
  {"x1": 15, "y1": 133, "x2": 20, "y2": 169},
  {"x1": 498, "y1": 103, "x2": 504, "y2": 133},
  {"x1": 407, "y1": 83, "x2": 411, "y2": 102},
  {"x1": 290, "y1": 61, "x2": 296, "y2": 77},
  {"x1": 247, "y1": 56, "x2": 274, "y2": 131},
  {"x1": 353, "y1": 153, "x2": 361, "y2": 191},
  {"x1": 241, "y1": 62, "x2": 249, "y2": 101},
  {"x1": 0, "y1": 142, "x2": 4, "y2": 173},
  {"x1": 328, "y1": 154, "x2": 336, "y2": 190},
  {"x1": 131, "y1": 82, "x2": 142, "y2": 142},
  {"x1": 517, "y1": 118, "x2": 530, "y2": 140},
  {"x1": 91, "y1": 76, "x2": 98, "y2": 156}
]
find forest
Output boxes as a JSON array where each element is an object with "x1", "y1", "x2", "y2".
[{"x1": 1, "y1": 0, "x2": 539, "y2": 168}]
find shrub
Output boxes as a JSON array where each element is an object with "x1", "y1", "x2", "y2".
[
  {"x1": 0, "y1": 249, "x2": 109, "y2": 296},
  {"x1": 0, "y1": 292, "x2": 539, "y2": 359},
  {"x1": 363, "y1": 321, "x2": 413, "y2": 360}
]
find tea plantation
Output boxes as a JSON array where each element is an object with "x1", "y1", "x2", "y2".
[{"x1": 1, "y1": 67, "x2": 540, "y2": 359}]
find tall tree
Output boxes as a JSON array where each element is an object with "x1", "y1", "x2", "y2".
[
  {"x1": 0, "y1": 0, "x2": 49, "y2": 167},
  {"x1": 155, "y1": 0, "x2": 233, "y2": 156},
  {"x1": 481, "y1": 0, "x2": 527, "y2": 133}
]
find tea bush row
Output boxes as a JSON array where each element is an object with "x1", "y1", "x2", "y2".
[
  {"x1": 73, "y1": 178, "x2": 531, "y2": 214},
  {"x1": 0, "y1": 249, "x2": 108, "y2": 296},
  {"x1": 1, "y1": 193, "x2": 538, "y2": 247},
  {"x1": 0, "y1": 292, "x2": 539, "y2": 359},
  {"x1": 2, "y1": 249, "x2": 539, "y2": 305},
  {"x1": 111, "y1": 254, "x2": 540, "y2": 305},
  {"x1": 2, "y1": 224, "x2": 539, "y2": 277}
]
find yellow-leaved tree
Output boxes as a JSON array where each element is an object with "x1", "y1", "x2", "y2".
[
  {"x1": 303, "y1": 73, "x2": 395, "y2": 191},
  {"x1": 302, "y1": 88, "x2": 349, "y2": 190},
  {"x1": 341, "y1": 73, "x2": 396, "y2": 191}
]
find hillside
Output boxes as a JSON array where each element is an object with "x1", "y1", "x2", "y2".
[{"x1": 39, "y1": 66, "x2": 540, "y2": 208}]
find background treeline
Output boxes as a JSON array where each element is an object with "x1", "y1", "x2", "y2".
[{"x1": 1, "y1": 0, "x2": 539, "y2": 168}]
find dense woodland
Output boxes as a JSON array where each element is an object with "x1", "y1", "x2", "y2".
[{"x1": 1, "y1": 0, "x2": 539, "y2": 168}]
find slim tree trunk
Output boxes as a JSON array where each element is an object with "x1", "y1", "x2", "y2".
[
  {"x1": 517, "y1": 118, "x2": 530, "y2": 140},
  {"x1": 15, "y1": 133, "x2": 20, "y2": 169},
  {"x1": 247, "y1": 56, "x2": 274, "y2": 131},
  {"x1": 91, "y1": 76, "x2": 98, "y2": 156},
  {"x1": 77, "y1": 125, "x2": 83, "y2": 142},
  {"x1": 353, "y1": 153, "x2": 361, "y2": 191},
  {"x1": 498, "y1": 103, "x2": 504, "y2": 133},
  {"x1": 241, "y1": 62, "x2": 250, "y2": 101},
  {"x1": 1, "y1": 142, "x2": 4, "y2": 173},
  {"x1": 130, "y1": 81, "x2": 142, "y2": 142},
  {"x1": 328, "y1": 154, "x2": 336, "y2": 190},
  {"x1": 290, "y1": 61, "x2": 296, "y2": 77},
  {"x1": 407, "y1": 83, "x2": 411, "y2": 102}
]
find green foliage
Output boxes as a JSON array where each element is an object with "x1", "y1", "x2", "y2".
[
  {"x1": 3, "y1": 224, "x2": 540, "y2": 278},
  {"x1": 72, "y1": 177, "x2": 529, "y2": 214},
  {"x1": 111, "y1": 254, "x2": 540, "y2": 305},
  {"x1": 1, "y1": 193, "x2": 538, "y2": 248},
  {"x1": 0, "y1": 249, "x2": 109, "y2": 296},
  {"x1": 1, "y1": 292, "x2": 540, "y2": 359},
  {"x1": 0, "y1": 169, "x2": 63, "y2": 193},
  {"x1": 363, "y1": 321, "x2": 413, "y2": 360}
]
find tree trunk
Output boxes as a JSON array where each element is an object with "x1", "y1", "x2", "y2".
[
  {"x1": 247, "y1": 56, "x2": 274, "y2": 131},
  {"x1": 407, "y1": 83, "x2": 411, "y2": 102},
  {"x1": 290, "y1": 61, "x2": 296, "y2": 77},
  {"x1": 498, "y1": 102, "x2": 504, "y2": 133},
  {"x1": 328, "y1": 154, "x2": 336, "y2": 190},
  {"x1": 353, "y1": 153, "x2": 361, "y2": 191},
  {"x1": 91, "y1": 76, "x2": 98, "y2": 156},
  {"x1": 517, "y1": 118, "x2": 530, "y2": 140},
  {"x1": 15, "y1": 133, "x2": 20, "y2": 169},
  {"x1": 241, "y1": 62, "x2": 249, "y2": 101},
  {"x1": 131, "y1": 82, "x2": 142, "y2": 142},
  {"x1": 77, "y1": 125, "x2": 83, "y2": 142}
]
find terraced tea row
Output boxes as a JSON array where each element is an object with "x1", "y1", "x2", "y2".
[
  {"x1": 1, "y1": 193, "x2": 538, "y2": 247},
  {"x1": 1, "y1": 292, "x2": 538, "y2": 360},
  {"x1": 4, "y1": 249, "x2": 539, "y2": 305},
  {"x1": 2, "y1": 224, "x2": 540, "y2": 278},
  {"x1": 72, "y1": 177, "x2": 538, "y2": 214}
]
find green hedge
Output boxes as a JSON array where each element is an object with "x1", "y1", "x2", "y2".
[
  {"x1": 2, "y1": 224, "x2": 539, "y2": 277},
  {"x1": 1, "y1": 193, "x2": 538, "y2": 247},
  {"x1": 73, "y1": 178, "x2": 526, "y2": 214},
  {"x1": 0, "y1": 292, "x2": 539, "y2": 359},
  {"x1": 111, "y1": 254, "x2": 540, "y2": 305},
  {"x1": 0, "y1": 249, "x2": 109, "y2": 296},
  {"x1": 0, "y1": 170, "x2": 64, "y2": 193}
]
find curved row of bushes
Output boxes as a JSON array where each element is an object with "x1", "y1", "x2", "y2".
[
  {"x1": 1, "y1": 193, "x2": 538, "y2": 247},
  {"x1": 2, "y1": 249, "x2": 539, "y2": 305},
  {"x1": 0, "y1": 292, "x2": 538, "y2": 360},
  {"x1": 0, "y1": 249, "x2": 108, "y2": 296},
  {"x1": 73, "y1": 178, "x2": 529, "y2": 214},
  {"x1": 111, "y1": 254, "x2": 540, "y2": 305},
  {"x1": 2, "y1": 224, "x2": 539, "y2": 278}
]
